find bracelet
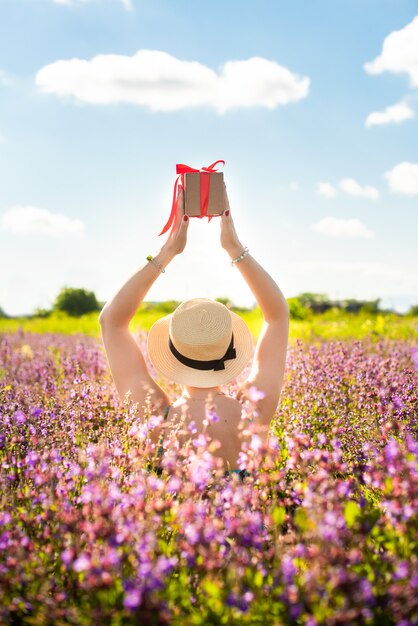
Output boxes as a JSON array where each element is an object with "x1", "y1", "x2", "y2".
[
  {"x1": 231, "y1": 246, "x2": 249, "y2": 266},
  {"x1": 146, "y1": 255, "x2": 165, "y2": 273}
]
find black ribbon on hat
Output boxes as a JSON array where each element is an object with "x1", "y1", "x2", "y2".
[{"x1": 169, "y1": 333, "x2": 236, "y2": 371}]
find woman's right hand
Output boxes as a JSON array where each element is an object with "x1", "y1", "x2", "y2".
[{"x1": 220, "y1": 184, "x2": 245, "y2": 257}]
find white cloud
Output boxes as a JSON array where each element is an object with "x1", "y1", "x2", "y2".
[
  {"x1": 52, "y1": 0, "x2": 134, "y2": 10},
  {"x1": 365, "y1": 101, "x2": 415, "y2": 127},
  {"x1": 317, "y1": 182, "x2": 337, "y2": 198},
  {"x1": 339, "y1": 178, "x2": 379, "y2": 200},
  {"x1": 0, "y1": 206, "x2": 85, "y2": 237},
  {"x1": 364, "y1": 16, "x2": 418, "y2": 87},
  {"x1": 35, "y1": 49, "x2": 310, "y2": 114},
  {"x1": 311, "y1": 217, "x2": 374, "y2": 239},
  {"x1": 289, "y1": 182, "x2": 299, "y2": 191},
  {"x1": 384, "y1": 161, "x2": 418, "y2": 196}
]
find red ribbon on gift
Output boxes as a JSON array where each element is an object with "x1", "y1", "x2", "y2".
[{"x1": 158, "y1": 160, "x2": 225, "y2": 236}]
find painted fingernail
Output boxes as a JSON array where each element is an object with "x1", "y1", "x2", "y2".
[
  {"x1": 183, "y1": 215, "x2": 188, "y2": 221},
  {"x1": 225, "y1": 210, "x2": 230, "y2": 216}
]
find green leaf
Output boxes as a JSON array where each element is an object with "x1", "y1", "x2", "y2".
[
  {"x1": 202, "y1": 580, "x2": 221, "y2": 598},
  {"x1": 272, "y1": 506, "x2": 286, "y2": 526},
  {"x1": 344, "y1": 500, "x2": 361, "y2": 528},
  {"x1": 294, "y1": 508, "x2": 310, "y2": 531}
]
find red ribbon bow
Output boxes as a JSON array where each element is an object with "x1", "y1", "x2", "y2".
[{"x1": 158, "y1": 160, "x2": 225, "y2": 236}]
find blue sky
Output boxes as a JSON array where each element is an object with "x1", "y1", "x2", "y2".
[{"x1": 1, "y1": 0, "x2": 417, "y2": 316}]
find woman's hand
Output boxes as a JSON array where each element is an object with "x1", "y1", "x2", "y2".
[
  {"x1": 220, "y1": 184, "x2": 245, "y2": 257},
  {"x1": 162, "y1": 187, "x2": 189, "y2": 256}
]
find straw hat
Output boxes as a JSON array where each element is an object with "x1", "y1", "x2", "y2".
[{"x1": 147, "y1": 298, "x2": 254, "y2": 387}]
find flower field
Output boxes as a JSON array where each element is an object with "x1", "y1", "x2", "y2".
[{"x1": 1, "y1": 328, "x2": 417, "y2": 625}]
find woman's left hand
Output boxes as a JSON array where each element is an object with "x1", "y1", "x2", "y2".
[{"x1": 163, "y1": 187, "x2": 189, "y2": 256}]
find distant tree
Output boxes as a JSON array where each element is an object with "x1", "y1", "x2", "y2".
[
  {"x1": 360, "y1": 299, "x2": 381, "y2": 314},
  {"x1": 0, "y1": 305, "x2": 10, "y2": 318},
  {"x1": 33, "y1": 307, "x2": 52, "y2": 318},
  {"x1": 53, "y1": 287, "x2": 100, "y2": 317},
  {"x1": 215, "y1": 296, "x2": 233, "y2": 308},
  {"x1": 406, "y1": 304, "x2": 418, "y2": 316},
  {"x1": 287, "y1": 297, "x2": 312, "y2": 320},
  {"x1": 342, "y1": 299, "x2": 363, "y2": 314},
  {"x1": 158, "y1": 300, "x2": 181, "y2": 314},
  {"x1": 341, "y1": 298, "x2": 381, "y2": 314},
  {"x1": 298, "y1": 292, "x2": 332, "y2": 313}
]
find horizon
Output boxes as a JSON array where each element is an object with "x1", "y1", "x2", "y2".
[{"x1": 1, "y1": 291, "x2": 413, "y2": 319}]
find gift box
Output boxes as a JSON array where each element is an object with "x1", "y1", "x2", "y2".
[
  {"x1": 159, "y1": 160, "x2": 225, "y2": 236},
  {"x1": 184, "y1": 171, "x2": 224, "y2": 217}
]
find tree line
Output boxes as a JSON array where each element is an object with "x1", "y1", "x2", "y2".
[{"x1": 0, "y1": 287, "x2": 417, "y2": 319}]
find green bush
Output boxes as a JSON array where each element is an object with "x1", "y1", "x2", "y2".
[
  {"x1": 287, "y1": 297, "x2": 312, "y2": 320},
  {"x1": 53, "y1": 286, "x2": 100, "y2": 317},
  {"x1": 32, "y1": 307, "x2": 52, "y2": 319},
  {"x1": 215, "y1": 296, "x2": 233, "y2": 308},
  {"x1": 406, "y1": 304, "x2": 418, "y2": 316}
]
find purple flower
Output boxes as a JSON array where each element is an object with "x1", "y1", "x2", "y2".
[
  {"x1": 184, "y1": 524, "x2": 199, "y2": 545},
  {"x1": 392, "y1": 395, "x2": 403, "y2": 408},
  {"x1": 249, "y1": 385, "x2": 266, "y2": 401},
  {"x1": 206, "y1": 410, "x2": 220, "y2": 423},
  {"x1": 384, "y1": 438, "x2": 399, "y2": 461},
  {"x1": 156, "y1": 555, "x2": 178, "y2": 576},
  {"x1": 394, "y1": 561, "x2": 408, "y2": 580},
  {"x1": 0, "y1": 512, "x2": 11, "y2": 526},
  {"x1": 250, "y1": 435, "x2": 263, "y2": 452},
  {"x1": 166, "y1": 476, "x2": 182, "y2": 493},
  {"x1": 281, "y1": 554, "x2": 296, "y2": 583},
  {"x1": 73, "y1": 553, "x2": 91, "y2": 572},
  {"x1": 61, "y1": 549, "x2": 74, "y2": 566},
  {"x1": 411, "y1": 346, "x2": 418, "y2": 370},
  {"x1": 192, "y1": 434, "x2": 207, "y2": 448},
  {"x1": 123, "y1": 588, "x2": 142, "y2": 610},
  {"x1": 26, "y1": 451, "x2": 39, "y2": 468},
  {"x1": 13, "y1": 410, "x2": 26, "y2": 425},
  {"x1": 359, "y1": 579, "x2": 373, "y2": 602}
]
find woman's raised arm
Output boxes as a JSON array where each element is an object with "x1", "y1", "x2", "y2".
[
  {"x1": 98, "y1": 189, "x2": 189, "y2": 414},
  {"x1": 220, "y1": 185, "x2": 290, "y2": 428}
]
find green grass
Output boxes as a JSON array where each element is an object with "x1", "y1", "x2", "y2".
[{"x1": 1, "y1": 303, "x2": 417, "y2": 343}]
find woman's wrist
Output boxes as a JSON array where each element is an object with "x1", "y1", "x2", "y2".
[
  {"x1": 225, "y1": 242, "x2": 246, "y2": 259},
  {"x1": 154, "y1": 244, "x2": 176, "y2": 268}
]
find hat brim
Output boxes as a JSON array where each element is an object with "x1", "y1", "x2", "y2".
[{"x1": 147, "y1": 311, "x2": 254, "y2": 388}]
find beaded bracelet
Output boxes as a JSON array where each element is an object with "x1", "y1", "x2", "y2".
[
  {"x1": 231, "y1": 246, "x2": 249, "y2": 266},
  {"x1": 146, "y1": 255, "x2": 165, "y2": 273}
]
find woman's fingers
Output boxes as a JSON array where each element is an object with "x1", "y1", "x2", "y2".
[
  {"x1": 173, "y1": 187, "x2": 186, "y2": 229},
  {"x1": 168, "y1": 187, "x2": 184, "y2": 236},
  {"x1": 177, "y1": 186, "x2": 185, "y2": 215}
]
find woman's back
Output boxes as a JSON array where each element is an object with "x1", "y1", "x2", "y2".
[{"x1": 159, "y1": 393, "x2": 245, "y2": 470}]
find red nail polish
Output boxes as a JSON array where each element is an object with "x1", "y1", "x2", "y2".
[
  {"x1": 183, "y1": 215, "x2": 188, "y2": 221},
  {"x1": 225, "y1": 210, "x2": 230, "y2": 216}
]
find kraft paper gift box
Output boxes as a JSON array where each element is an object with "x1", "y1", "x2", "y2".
[
  {"x1": 158, "y1": 160, "x2": 226, "y2": 236},
  {"x1": 183, "y1": 171, "x2": 224, "y2": 217}
]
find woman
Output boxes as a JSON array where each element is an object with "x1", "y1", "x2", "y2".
[{"x1": 99, "y1": 184, "x2": 289, "y2": 475}]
